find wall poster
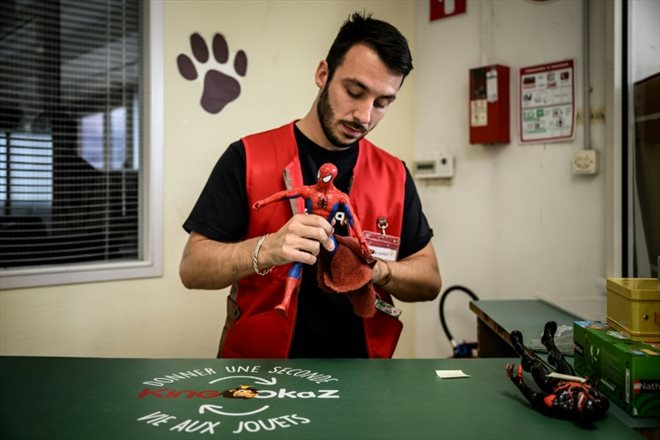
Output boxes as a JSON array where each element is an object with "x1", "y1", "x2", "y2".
[{"x1": 519, "y1": 59, "x2": 575, "y2": 143}]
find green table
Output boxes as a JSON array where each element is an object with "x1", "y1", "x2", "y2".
[
  {"x1": 469, "y1": 299, "x2": 581, "y2": 358},
  {"x1": 469, "y1": 299, "x2": 659, "y2": 435},
  {"x1": 0, "y1": 356, "x2": 642, "y2": 439}
]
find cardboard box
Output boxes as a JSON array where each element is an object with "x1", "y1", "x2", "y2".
[
  {"x1": 607, "y1": 278, "x2": 660, "y2": 341},
  {"x1": 573, "y1": 321, "x2": 660, "y2": 417}
]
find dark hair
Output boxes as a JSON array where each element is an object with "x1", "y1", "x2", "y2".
[{"x1": 325, "y1": 11, "x2": 413, "y2": 82}]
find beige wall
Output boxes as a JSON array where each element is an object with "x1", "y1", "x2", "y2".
[
  {"x1": 414, "y1": 0, "x2": 613, "y2": 357},
  {"x1": 0, "y1": 1, "x2": 418, "y2": 358},
  {"x1": 0, "y1": 0, "x2": 624, "y2": 360}
]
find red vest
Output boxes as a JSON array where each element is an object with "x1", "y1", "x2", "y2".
[{"x1": 219, "y1": 122, "x2": 406, "y2": 358}]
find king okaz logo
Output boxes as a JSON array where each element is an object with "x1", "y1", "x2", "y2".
[{"x1": 136, "y1": 365, "x2": 341, "y2": 435}]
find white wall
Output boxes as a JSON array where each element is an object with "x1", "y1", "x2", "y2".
[
  {"x1": 164, "y1": 0, "x2": 418, "y2": 358},
  {"x1": 414, "y1": 0, "x2": 612, "y2": 358},
  {"x1": 0, "y1": 1, "x2": 418, "y2": 358},
  {"x1": 1, "y1": 0, "x2": 627, "y2": 360}
]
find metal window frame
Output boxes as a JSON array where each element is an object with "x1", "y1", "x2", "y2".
[{"x1": 0, "y1": 0, "x2": 163, "y2": 289}]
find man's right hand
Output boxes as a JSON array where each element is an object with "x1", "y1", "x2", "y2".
[
  {"x1": 262, "y1": 214, "x2": 336, "y2": 267},
  {"x1": 179, "y1": 214, "x2": 336, "y2": 290}
]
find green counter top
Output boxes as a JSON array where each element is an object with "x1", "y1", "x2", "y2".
[{"x1": 0, "y1": 356, "x2": 643, "y2": 439}]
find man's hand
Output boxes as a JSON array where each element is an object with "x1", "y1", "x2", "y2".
[
  {"x1": 180, "y1": 214, "x2": 336, "y2": 290},
  {"x1": 366, "y1": 242, "x2": 441, "y2": 301},
  {"x1": 260, "y1": 214, "x2": 336, "y2": 267}
]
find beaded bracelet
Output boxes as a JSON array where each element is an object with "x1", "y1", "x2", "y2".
[{"x1": 252, "y1": 234, "x2": 274, "y2": 276}]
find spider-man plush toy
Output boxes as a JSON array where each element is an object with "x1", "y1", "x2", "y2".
[
  {"x1": 253, "y1": 163, "x2": 372, "y2": 316},
  {"x1": 505, "y1": 321, "x2": 609, "y2": 422}
]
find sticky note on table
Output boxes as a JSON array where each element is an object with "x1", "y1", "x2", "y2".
[{"x1": 435, "y1": 370, "x2": 471, "y2": 379}]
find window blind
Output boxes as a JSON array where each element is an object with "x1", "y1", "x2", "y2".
[{"x1": 0, "y1": 0, "x2": 142, "y2": 270}]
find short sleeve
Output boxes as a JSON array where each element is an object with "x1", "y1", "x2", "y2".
[
  {"x1": 182, "y1": 141, "x2": 249, "y2": 242},
  {"x1": 398, "y1": 164, "x2": 433, "y2": 259}
]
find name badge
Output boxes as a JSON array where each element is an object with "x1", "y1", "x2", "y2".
[{"x1": 364, "y1": 230, "x2": 400, "y2": 262}]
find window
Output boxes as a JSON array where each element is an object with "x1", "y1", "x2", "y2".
[{"x1": 0, "y1": 0, "x2": 163, "y2": 288}]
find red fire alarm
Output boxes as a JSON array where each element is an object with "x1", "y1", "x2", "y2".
[
  {"x1": 430, "y1": 0, "x2": 467, "y2": 21},
  {"x1": 469, "y1": 64, "x2": 510, "y2": 144}
]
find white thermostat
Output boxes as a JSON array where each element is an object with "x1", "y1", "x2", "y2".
[{"x1": 413, "y1": 155, "x2": 454, "y2": 179}]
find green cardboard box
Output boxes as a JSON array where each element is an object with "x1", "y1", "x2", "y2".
[{"x1": 573, "y1": 321, "x2": 660, "y2": 417}]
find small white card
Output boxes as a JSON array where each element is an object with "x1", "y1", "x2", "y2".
[{"x1": 435, "y1": 370, "x2": 471, "y2": 379}]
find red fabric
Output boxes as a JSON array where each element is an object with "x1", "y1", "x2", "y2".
[
  {"x1": 317, "y1": 236, "x2": 377, "y2": 318},
  {"x1": 221, "y1": 121, "x2": 405, "y2": 358}
]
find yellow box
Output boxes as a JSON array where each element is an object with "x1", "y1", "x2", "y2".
[{"x1": 607, "y1": 278, "x2": 660, "y2": 341}]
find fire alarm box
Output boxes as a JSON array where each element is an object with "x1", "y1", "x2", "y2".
[{"x1": 469, "y1": 65, "x2": 510, "y2": 144}]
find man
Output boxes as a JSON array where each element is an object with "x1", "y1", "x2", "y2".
[{"x1": 180, "y1": 12, "x2": 441, "y2": 358}]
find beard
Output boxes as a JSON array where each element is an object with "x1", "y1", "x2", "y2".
[{"x1": 316, "y1": 84, "x2": 365, "y2": 149}]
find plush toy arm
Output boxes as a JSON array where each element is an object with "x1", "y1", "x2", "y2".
[{"x1": 253, "y1": 187, "x2": 305, "y2": 210}]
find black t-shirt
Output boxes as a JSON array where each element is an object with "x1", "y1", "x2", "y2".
[{"x1": 183, "y1": 125, "x2": 433, "y2": 358}]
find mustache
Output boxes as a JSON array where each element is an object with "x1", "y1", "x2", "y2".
[{"x1": 342, "y1": 120, "x2": 367, "y2": 133}]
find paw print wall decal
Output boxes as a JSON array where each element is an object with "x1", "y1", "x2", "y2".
[{"x1": 177, "y1": 33, "x2": 248, "y2": 114}]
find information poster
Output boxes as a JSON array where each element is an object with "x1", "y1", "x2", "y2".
[{"x1": 519, "y1": 59, "x2": 575, "y2": 143}]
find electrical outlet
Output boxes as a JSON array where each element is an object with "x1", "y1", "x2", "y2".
[{"x1": 572, "y1": 150, "x2": 599, "y2": 175}]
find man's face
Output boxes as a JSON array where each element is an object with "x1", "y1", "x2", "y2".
[{"x1": 316, "y1": 44, "x2": 403, "y2": 149}]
